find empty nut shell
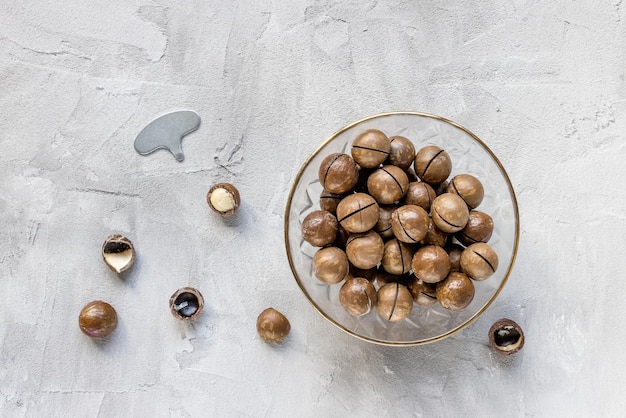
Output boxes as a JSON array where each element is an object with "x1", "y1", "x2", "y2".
[
  {"x1": 412, "y1": 245, "x2": 451, "y2": 284},
  {"x1": 312, "y1": 246, "x2": 349, "y2": 285},
  {"x1": 461, "y1": 242, "x2": 499, "y2": 281},
  {"x1": 381, "y1": 238, "x2": 414, "y2": 275},
  {"x1": 102, "y1": 235, "x2": 135, "y2": 274},
  {"x1": 207, "y1": 183, "x2": 240, "y2": 218},
  {"x1": 387, "y1": 135, "x2": 416, "y2": 170},
  {"x1": 336, "y1": 193, "x2": 379, "y2": 234},
  {"x1": 403, "y1": 181, "x2": 436, "y2": 212},
  {"x1": 301, "y1": 210, "x2": 338, "y2": 247},
  {"x1": 351, "y1": 129, "x2": 390, "y2": 168},
  {"x1": 376, "y1": 282, "x2": 413, "y2": 322},
  {"x1": 256, "y1": 308, "x2": 291, "y2": 343},
  {"x1": 489, "y1": 318, "x2": 525, "y2": 355},
  {"x1": 414, "y1": 145, "x2": 452, "y2": 184},
  {"x1": 456, "y1": 210, "x2": 494, "y2": 246},
  {"x1": 319, "y1": 153, "x2": 360, "y2": 194},
  {"x1": 79, "y1": 300, "x2": 118, "y2": 338},
  {"x1": 436, "y1": 272, "x2": 475, "y2": 311},
  {"x1": 367, "y1": 165, "x2": 409, "y2": 204},
  {"x1": 447, "y1": 174, "x2": 484, "y2": 209},
  {"x1": 407, "y1": 276, "x2": 438, "y2": 307},
  {"x1": 390, "y1": 205, "x2": 429, "y2": 244},
  {"x1": 431, "y1": 193, "x2": 470, "y2": 233},
  {"x1": 170, "y1": 287, "x2": 204, "y2": 321},
  {"x1": 339, "y1": 278, "x2": 378, "y2": 316},
  {"x1": 345, "y1": 230, "x2": 384, "y2": 270}
]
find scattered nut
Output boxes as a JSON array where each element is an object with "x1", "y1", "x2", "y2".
[
  {"x1": 102, "y1": 234, "x2": 136, "y2": 273},
  {"x1": 488, "y1": 318, "x2": 524, "y2": 355},
  {"x1": 257, "y1": 307, "x2": 291, "y2": 343},
  {"x1": 169, "y1": 287, "x2": 204, "y2": 321},
  {"x1": 207, "y1": 183, "x2": 240, "y2": 218},
  {"x1": 79, "y1": 301, "x2": 118, "y2": 338}
]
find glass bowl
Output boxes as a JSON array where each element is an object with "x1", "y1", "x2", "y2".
[{"x1": 284, "y1": 112, "x2": 519, "y2": 346}]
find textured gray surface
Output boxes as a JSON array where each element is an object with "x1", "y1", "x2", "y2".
[{"x1": 2, "y1": 1, "x2": 626, "y2": 416}]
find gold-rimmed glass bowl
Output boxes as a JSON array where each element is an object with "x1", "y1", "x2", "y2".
[{"x1": 284, "y1": 112, "x2": 519, "y2": 346}]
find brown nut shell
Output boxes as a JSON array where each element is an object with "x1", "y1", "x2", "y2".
[
  {"x1": 436, "y1": 272, "x2": 475, "y2": 311},
  {"x1": 381, "y1": 238, "x2": 414, "y2": 275},
  {"x1": 431, "y1": 193, "x2": 470, "y2": 233},
  {"x1": 301, "y1": 210, "x2": 338, "y2": 247},
  {"x1": 345, "y1": 230, "x2": 384, "y2": 270},
  {"x1": 376, "y1": 283, "x2": 413, "y2": 322},
  {"x1": 312, "y1": 246, "x2": 349, "y2": 285},
  {"x1": 446, "y1": 243, "x2": 465, "y2": 272},
  {"x1": 403, "y1": 181, "x2": 436, "y2": 212},
  {"x1": 412, "y1": 245, "x2": 451, "y2": 284},
  {"x1": 102, "y1": 234, "x2": 135, "y2": 273},
  {"x1": 367, "y1": 165, "x2": 409, "y2": 204},
  {"x1": 374, "y1": 205, "x2": 396, "y2": 239},
  {"x1": 489, "y1": 318, "x2": 525, "y2": 355},
  {"x1": 414, "y1": 145, "x2": 452, "y2": 184},
  {"x1": 79, "y1": 300, "x2": 118, "y2": 338},
  {"x1": 447, "y1": 174, "x2": 484, "y2": 209},
  {"x1": 460, "y1": 242, "x2": 499, "y2": 281},
  {"x1": 319, "y1": 189, "x2": 344, "y2": 214},
  {"x1": 420, "y1": 218, "x2": 449, "y2": 247},
  {"x1": 339, "y1": 278, "x2": 378, "y2": 316},
  {"x1": 456, "y1": 211, "x2": 494, "y2": 246},
  {"x1": 319, "y1": 153, "x2": 360, "y2": 194},
  {"x1": 256, "y1": 308, "x2": 291, "y2": 343},
  {"x1": 336, "y1": 193, "x2": 379, "y2": 233},
  {"x1": 390, "y1": 205, "x2": 429, "y2": 244},
  {"x1": 351, "y1": 129, "x2": 390, "y2": 168},
  {"x1": 169, "y1": 287, "x2": 205, "y2": 321},
  {"x1": 407, "y1": 276, "x2": 438, "y2": 307},
  {"x1": 207, "y1": 183, "x2": 240, "y2": 218},
  {"x1": 387, "y1": 135, "x2": 416, "y2": 170},
  {"x1": 347, "y1": 264, "x2": 377, "y2": 282}
]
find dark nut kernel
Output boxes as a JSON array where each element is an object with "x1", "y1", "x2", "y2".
[
  {"x1": 312, "y1": 246, "x2": 349, "y2": 285},
  {"x1": 345, "y1": 230, "x2": 384, "y2": 270},
  {"x1": 367, "y1": 165, "x2": 409, "y2": 204},
  {"x1": 456, "y1": 210, "x2": 494, "y2": 246},
  {"x1": 403, "y1": 181, "x2": 436, "y2": 212},
  {"x1": 351, "y1": 129, "x2": 391, "y2": 168},
  {"x1": 447, "y1": 174, "x2": 484, "y2": 209},
  {"x1": 374, "y1": 205, "x2": 396, "y2": 239},
  {"x1": 387, "y1": 135, "x2": 416, "y2": 170},
  {"x1": 431, "y1": 193, "x2": 470, "y2": 233},
  {"x1": 381, "y1": 238, "x2": 414, "y2": 275},
  {"x1": 461, "y1": 242, "x2": 499, "y2": 281},
  {"x1": 420, "y1": 218, "x2": 449, "y2": 247},
  {"x1": 436, "y1": 272, "x2": 475, "y2": 311},
  {"x1": 169, "y1": 287, "x2": 205, "y2": 321},
  {"x1": 207, "y1": 183, "x2": 240, "y2": 218},
  {"x1": 336, "y1": 193, "x2": 379, "y2": 234},
  {"x1": 489, "y1": 318, "x2": 525, "y2": 355},
  {"x1": 79, "y1": 301, "x2": 118, "y2": 338},
  {"x1": 319, "y1": 189, "x2": 344, "y2": 214},
  {"x1": 301, "y1": 210, "x2": 338, "y2": 247},
  {"x1": 256, "y1": 308, "x2": 291, "y2": 343},
  {"x1": 376, "y1": 283, "x2": 414, "y2": 322},
  {"x1": 414, "y1": 145, "x2": 452, "y2": 184},
  {"x1": 102, "y1": 234, "x2": 135, "y2": 273},
  {"x1": 339, "y1": 278, "x2": 378, "y2": 316},
  {"x1": 412, "y1": 245, "x2": 451, "y2": 284},
  {"x1": 319, "y1": 153, "x2": 360, "y2": 194},
  {"x1": 446, "y1": 243, "x2": 465, "y2": 272},
  {"x1": 407, "y1": 276, "x2": 438, "y2": 307},
  {"x1": 390, "y1": 205, "x2": 429, "y2": 244}
]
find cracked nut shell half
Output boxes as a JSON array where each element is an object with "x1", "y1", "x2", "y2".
[
  {"x1": 489, "y1": 318, "x2": 525, "y2": 355},
  {"x1": 102, "y1": 234, "x2": 136, "y2": 273},
  {"x1": 207, "y1": 183, "x2": 240, "y2": 218},
  {"x1": 170, "y1": 287, "x2": 205, "y2": 321}
]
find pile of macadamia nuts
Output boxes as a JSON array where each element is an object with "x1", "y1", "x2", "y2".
[{"x1": 302, "y1": 129, "x2": 499, "y2": 323}]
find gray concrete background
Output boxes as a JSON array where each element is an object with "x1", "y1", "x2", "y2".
[{"x1": 1, "y1": 1, "x2": 625, "y2": 416}]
